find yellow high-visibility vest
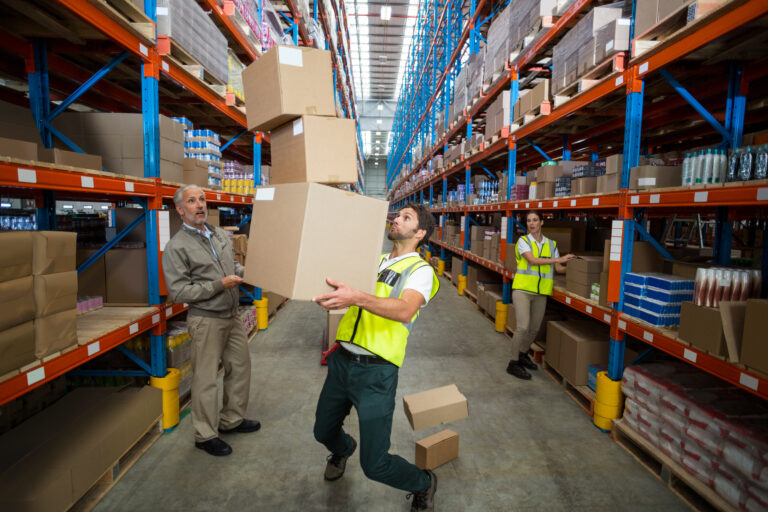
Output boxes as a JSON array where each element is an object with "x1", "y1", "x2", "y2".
[{"x1": 512, "y1": 234, "x2": 556, "y2": 296}]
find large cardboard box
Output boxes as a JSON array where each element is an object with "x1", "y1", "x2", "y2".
[
  {"x1": 0, "y1": 277, "x2": 35, "y2": 331},
  {"x1": 0, "y1": 321, "x2": 36, "y2": 376},
  {"x1": 629, "y1": 165, "x2": 682, "y2": 189},
  {"x1": 568, "y1": 255, "x2": 603, "y2": 275},
  {"x1": 559, "y1": 322, "x2": 610, "y2": 386},
  {"x1": 105, "y1": 249, "x2": 148, "y2": 304},
  {"x1": 741, "y1": 300, "x2": 768, "y2": 374},
  {"x1": 403, "y1": 384, "x2": 468, "y2": 430},
  {"x1": 599, "y1": 271, "x2": 609, "y2": 307},
  {"x1": 182, "y1": 157, "x2": 210, "y2": 188},
  {"x1": 542, "y1": 228, "x2": 574, "y2": 254},
  {"x1": 0, "y1": 136, "x2": 38, "y2": 160},
  {"x1": 34, "y1": 308, "x2": 77, "y2": 357},
  {"x1": 243, "y1": 46, "x2": 336, "y2": 132},
  {"x1": 76, "y1": 249, "x2": 107, "y2": 298},
  {"x1": 0, "y1": 232, "x2": 33, "y2": 282},
  {"x1": 32, "y1": 231, "x2": 76, "y2": 275},
  {"x1": 504, "y1": 243, "x2": 517, "y2": 273},
  {"x1": 451, "y1": 256, "x2": 462, "y2": 285},
  {"x1": 270, "y1": 116, "x2": 357, "y2": 184},
  {"x1": 206, "y1": 208, "x2": 220, "y2": 227},
  {"x1": 571, "y1": 177, "x2": 598, "y2": 195},
  {"x1": 597, "y1": 173, "x2": 619, "y2": 193},
  {"x1": 678, "y1": 302, "x2": 727, "y2": 356},
  {"x1": 243, "y1": 183, "x2": 389, "y2": 300},
  {"x1": 326, "y1": 309, "x2": 347, "y2": 348},
  {"x1": 535, "y1": 181, "x2": 556, "y2": 199},
  {"x1": 37, "y1": 148, "x2": 102, "y2": 171},
  {"x1": 415, "y1": 429, "x2": 459, "y2": 470},
  {"x1": 604, "y1": 154, "x2": 622, "y2": 175},
  {"x1": 545, "y1": 321, "x2": 567, "y2": 371},
  {"x1": 33, "y1": 271, "x2": 77, "y2": 318},
  {"x1": 467, "y1": 264, "x2": 499, "y2": 295},
  {"x1": 566, "y1": 278, "x2": 597, "y2": 298}
]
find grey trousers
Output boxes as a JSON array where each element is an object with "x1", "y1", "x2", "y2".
[
  {"x1": 509, "y1": 289, "x2": 547, "y2": 361},
  {"x1": 187, "y1": 315, "x2": 251, "y2": 442}
]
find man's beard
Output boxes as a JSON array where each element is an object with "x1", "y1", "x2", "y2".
[{"x1": 387, "y1": 228, "x2": 413, "y2": 241}]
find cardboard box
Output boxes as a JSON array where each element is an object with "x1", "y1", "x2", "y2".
[
  {"x1": 0, "y1": 136, "x2": 37, "y2": 160},
  {"x1": 243, "y1": 183, "x2": 388, "y2": 300},
  {"x1": 0, "y1": 321, "x2": 36, "y2": 376},
  {"x1": 33, "y1": 271, "x2": 77, "y2": 318},
  {"x1": 505, "y1": 302, "x2": 517, "y2": 332},
  {"x1": 536, "y1": 165, "x2": 565, "y2": 183},
  {"x1": 105, "y1": 249, "x2": 148, "y2": 304},
  {"x1": 0, "y1": 232, "x2": 33, "y2": 282},
  {"x1": 243, "y1": 46, "x2": 336, "y2": 132},
  {"x1": 270, "y1": 116, "x2": 357, "y2": 184},
  {"x1": 326, "y1": 309, "x2": 347, "y2": 348},
  {"x1": 206, "y1": 208, "x2": 220, "y2": 227},
  {"x1": 37, "y1": 148, "x2": 102, "y2": 171},
  {"x1": 566, "y1": 278, "x2": 598, "y2": 298},
  {"x1": 571, "y1": 177, "x2": 598, "y2": 195},
  {"x1": 183, "y1": 158, "x2": 210, "y2": 188},
  {"x1": 34, "y1": 308, "x2": 77, "y2": 357},
  {"x1": 567, "y1": 255, "x2": 603, "y2": 275},
  {"x1": 678, "y1": 302, "x2": 727, "y2": 356},
  {"x1": 604, "y1": 154, "x2": 622, "y2": 175},
  {"x1": 451, "y1": 256, "x2": 462, "y2": 285},
  {"x1": 76, "y1": 249, "x2": 106, "y2": 298},
  {"x1": 535, "y1": 181, "x2": 556, "y2": 199},
  {"x1": 545, "y1": 321, "x2": 566, "y2": 371},
  {"x1": 597, "y1": 173, "x2": 619, "y2": 193},
  {"x1": 741, "y1": 300, "x2": 768, "y2": 374},
  {"x1": 415, "y1": 429, "x2": 459, "y2": 470},
  {"x1": 403, "y1": 384, "x2": 468, "y2": 430},
  {"x1": 32, "y1": 231, "x2": 77, "y2": 275},
  {"x1": 556, "y1": 321, "x2": 610, "y2": 385},
  {"x1": 599, "y1": 271, "x2": 609, "y2": 307},
  {"x1": 0, "y1": 277, "x2": 35, "y2": 331},
  {"x1": 629, "y1": 165, "x2": 682, "y2": 189},
  {"x1": 467, "y1": 264, "x2": 499, "y2": 295}
]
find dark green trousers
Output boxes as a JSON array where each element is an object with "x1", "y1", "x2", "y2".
[{"x1": 313, "y1": 349, "x2": 430, "y2": 492}]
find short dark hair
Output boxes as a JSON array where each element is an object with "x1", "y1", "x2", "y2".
[
  {"x1": 525, "y1": 210, "x2": 543, "y2": 222},
  {"x1": 402, "y1": 202, "x2": 436, "y2": 247}
]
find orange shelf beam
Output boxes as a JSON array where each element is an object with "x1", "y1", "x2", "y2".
[{"x1": 627, "y1": 183, "x2": 768, "y2": 208}]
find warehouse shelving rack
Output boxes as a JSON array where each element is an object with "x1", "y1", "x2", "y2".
[
  {"x1": 0, "y1": 0, "x2": 362, "y2": 406},
  {"x1": 387, "y1": 0, "x2": 768, "y2": 400}
]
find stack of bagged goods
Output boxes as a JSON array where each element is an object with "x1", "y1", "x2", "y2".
[
  {"x1": 183, "y1": 127, "x2": 223, "y2": 190},
  {"x1": 241, "y1": 46, "x2": 388, "y2": 300},
  {"x1": 620, "y1": 361, "x2": 768, "y2": 511},
  {"x1": 622, "y1": 272, "x2": 694, "y2": 327},
  {"x1": 565, "y1": 255, "x2": 603, "y2": 298}
]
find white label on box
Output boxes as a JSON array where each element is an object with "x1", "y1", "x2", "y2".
[
  {"x1": 553, "y1": 201, "x2": 558, "y2": 207},
  {"x1": 643, "y1": 331, "x2": 654, "y2": 342},
  {"x1": 152, "y1": 314, "x2": 160, "y2": 324},
  {"x1": 278, "y1": 46, "x2": 303, "y2": 67},
  {"x1": 293, "y1": 118, "x2": 304, "y2": 136},
  {"x1": 139, "y1": 43, "x2": 148, "y2": 57},
  {"x1": 129, "y1": 323, "x2": 138, "y2": 335},
  {"x1": 618, "y1": 18, "x2": 631, "y2": 25},
  {"x1": 739, "y1": 372, "x2": 759, "y2": 391},
  {"x1": 255, "y1": 188, "x2": 274, "y2": 201},
  {"x1": 604, "y1": 313, "x2": 611, "y2": 323},
  {"x1": 592, "y1": 198, "x2": 599, "y2": 206},
  {"x1": 570, "y1": 199, "x2": 576, "y2": 206},
  {"x1": 162, "y1": 61, "x2": 169, "y2": 72},
  {"x1": 157, "y1": 6, "x2": 168, "y2": 14},
  {"x1": 694, "y1": 191, "x2": 708, "y2": 202},
  {"x1": 683, "y1": 349, "x2": 697, "y2": 363},
  {"x1": 631, "y1": 195, "x2": 640, "y2": 204},
  {"x1": 27, "y1": 367, "x2": 45, "y2": 386},
  {"x1": 757, "y1": 188, "x2": 768, "y2": 201},
  {"x1": 88, "y1": 341, "x2": 100, "y2": 356},
  {"x1": 606, "y1": 40, "x2": 614, "y2": 51},
  {"x1": 81, "y1": 176, "x2": 94, "y2": 188},
  {"x1": 650, "y1": 194, "x2": 660, "y2": 204},
  {"x1": 638, "y1": 177, "x2": 656, "y2": 186},
  {"x1": 501, "y1": 217, "x2": 507, "y2": 232},
  {"x1": 158, "y1": 210, "x2": 170, "y2": 251},
  {"x1": 618, "y1": 320, "x2": 627, "y2": 330},
  {"x1": 639, "y1": 62, "x2": 649, "y2": 74},
  {"x1": 586, "y1": 305, "x2": 593, "y2": 314},
  {"x1": 615, "y1": 75, "x2": 624, "y2": 86},
  {"x1": 17, "y1": 168, "x2": 36, "y2": 183},
  {"x1": 565, "y1": 297, "x2": 572, "y2": 304},
  {"x1": 125, "y1": 181, "x2": 134, "y2": 192}
]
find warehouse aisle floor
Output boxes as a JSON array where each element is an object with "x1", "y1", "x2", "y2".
[{"x1": 95, "y1": 243, "x2": 688, "y2": 512}]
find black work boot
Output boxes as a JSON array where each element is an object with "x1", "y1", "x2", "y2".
[
  {"x1": 506, "y1": 360, "x2": 532, "y2": 380},
  {"x1": 518, "y1": 352, "x2": 538, "y2": 371},
  {"x1": 409, "y1": 469, "x2": 437, "y2": 511},
  {"x1": 324, "y1": 436, "x2": 357, "y2": 481}
]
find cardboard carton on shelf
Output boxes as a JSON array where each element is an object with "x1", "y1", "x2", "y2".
[
  {"x1": 571, "y1": 177, "x2": 598, "y2": 195},
  {"x1": 535, "y1": 182, "x2": 556, "y2": 199},
  {"x1": 740, "y1": 300, "x2": 768, "y2": 374},
  {"x1": 33, "y1": 271, "x2": 78, "y2": 318},
  {"x1": 0, "y1": 276, "x2": 35, "y2": 332},
  {"x1": 0, "y1": 232, "x2": 34, "y2": 282},
  {"x1": 415, "y1": 429, "x2": 459, "y2": 470},
  {"x1": 206, "y1": 208, "x2": 220, "y2": 227},
  {"x1": 32, "y1": 231, "x2": 77, "y2": 275},
  {"x1": 34, "y1": 308, "x2": 78, "y2": 358},
  {"x1": 629, "y1": 165, "x2": 682, "y2": 190},
  {"x1": 0, "y1": 321, "x2": 36, "y2": 376},
  {"x1": 105, "y1": 249, "x2": 149, "y2": 305},
  {"x1": 403, "y1": 384, "x2": 469, "y2": 430},
  {"x1": 243, "y1": 45, "x2": 336, "y2": 133},
  {"x1": 597, "y1": 173, "x2": 619, "y2": 193},
  {"x1": 546, "y1": 320, "x2": 610, "y2": 385},
  {"x1": 243, "y1": 183, "x2": 389, "y2": 301},
  {"x1": 0, "y1": 136, "x2": 38, "y2": 160},
  {"x1": 37, "y1": 148, "x2": 102, "y2": 172},
  {"x1": 183, "y1": 158, "x2": 211, "y2": 188},
  {"x1": 677, "y1": 302, "x2": 727, "y2": 357}
]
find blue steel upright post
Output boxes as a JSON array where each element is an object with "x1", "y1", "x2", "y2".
[{"x1": 252, "y1": 133, "x2": 263, "y2": 302}]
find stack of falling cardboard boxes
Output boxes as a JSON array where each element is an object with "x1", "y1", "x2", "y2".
[{"x1": 240, "y1": 46, "x2": 389, "y2": 341}]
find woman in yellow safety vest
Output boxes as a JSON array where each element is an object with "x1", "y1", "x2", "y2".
[{"x1": 507, "y1": 211, "x2": 574, "y2": 380}]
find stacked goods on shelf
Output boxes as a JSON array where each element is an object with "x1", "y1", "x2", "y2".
[
  {"x1": 451, "y1": 66, "x2": 469, "y2": 124},
  {"x1": 483, "y1": 3, "x2": 512, "y2": 85},
  {"x1": 239, "y1": 306, "x2": 258, "y2": 333},
  {"x1": 682, "y1": 145, "x2": 768, "y2": 186},
  {"x1": 594, "y1": 17, "x2": 631, "y2": 62},
  {"x1": 76, "y1": 296, "x2": 103, "y2": 315},
  {"x1": 477, "y1": 282, "x2": 503, "y2": 318},
  {"x1": 551, "y1": 4, "x2": 623, "y2": 95},
  {"x1": 228, "y1": 0, "x2": 264, "y2": 49},
  {"x1": 165, "y1": 321, "x2": 191, "y2": 369},
  {"x1": 184, "y1": 128, "x2": 223, "y2": 190},
  {"x1": 156, "y1": 0, "x2": 229, "y2": 84},
  {"x1": 37, "y1": 147, "x2": 102, "y2": 172},
  {"x1": 623, "y1": 272, "x2": 694, "y2": 327},
  {"x1": 484, "y1": 90, "x2": 511, "y2": 140},
  {"x1": 571, "y1": 164, "x2": 606, "y2": 195},
  {"x1": 51, "y1": 113, "x2": 184, "y2": 181},
  {"x1": 512, "y1": 78, "x2": 551, "y2": 124},
  {"x1": 232, "y1": 234, "x2": 248, "y2": 265},
  {"x1": 620, "y1": 361, "x2": 768, "y2": 511},
  {"x1": 227, "y1": 50, "x2": 247, "y2": 102},
  {"x1": 0, "y1": 232, "x2": 36, "y2": 375},
  {"x1": 565, "y1": 255, "x2": 603, "y2": 298},
  {"x1": 223, "y1": 160, "x2": 255, "y2": 195},
  {"x1": 545, "y1": 319, "x2": 610, "y2": 385},
  {"x1": 466, "y1": 263, "x2": 500, "y2": 296},
  {"x1": 630, "y1": 163, "x2": 683, "y2": 190},
  {"x1": 633, "y1": 0, "x2": 693, "y2": 37},
  {"x1": 532, "y1": 160, "x2": 588, "y2": 199},
  {"x1": 598, "y1": 154, "x2": 621, "y2": 193},
  {"x1": 467, "y1": 47, "x2": 486, "y2": 103}
]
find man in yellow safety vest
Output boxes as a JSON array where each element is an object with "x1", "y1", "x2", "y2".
[{"x1": 312, "y1": 203, "x2": 440, "y2": 512}]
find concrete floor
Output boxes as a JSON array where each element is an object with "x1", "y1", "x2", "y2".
[{"x1": 95, "y1": 243, "x2": 689, "y2": 512}]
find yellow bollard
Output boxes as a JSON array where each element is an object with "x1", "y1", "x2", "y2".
[
  {"x1": 592, "y1": 414, "x2": 613, "y2": 431},
  {"x1": 254, "y1": 297, "x2": 269, "y2": 330},
  {"x1": 593, "y1": 371, "x2": 624, "y2": 431},
  {"x1": 437, "y1": 260, "x2": 445, "y2": 276},
  {"x1": 425, "y1": 250, "x2": 432, "y2": 261},
  {"x1": 495, "y1": 301, "x2": 508, "y2": 332},
  {"x1": 457, "y1": 274, "x2": 467, "y2": 295},
  {"x1": 150, "y1": 368, "x2": 180, "y2": 430}
]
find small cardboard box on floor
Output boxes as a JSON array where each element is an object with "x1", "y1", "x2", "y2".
[
  {"x1": 403, "y1": 384, "x2": 468, "y2": 430},
  {"x1": 415, "y1": 429, "x2": 459, "y2": 470},
  {"x1": 243, "y1": 183, "x2": 389, "y2": 300}
]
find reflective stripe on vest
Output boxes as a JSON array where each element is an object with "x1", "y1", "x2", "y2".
[
  {"x1": 511, "y1": 234, "x2": 556, "y2": 295},
  {"x1": 335, "y1": 254, "x2": 440, "y2": 367}
]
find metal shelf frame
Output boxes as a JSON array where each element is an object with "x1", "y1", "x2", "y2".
[{"x1": 389, "y1": 0, "x2": 768, "y2": 399}]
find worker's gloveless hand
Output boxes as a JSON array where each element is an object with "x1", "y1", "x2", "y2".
[
  {"x1": 222, "y1": 275, "x2": 243, "y2": 289},
  {"x1": 312, "y1": 277, "x2": 357, "y2": 310}
]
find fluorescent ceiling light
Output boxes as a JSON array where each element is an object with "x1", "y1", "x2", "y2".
[
  {"x1": 380, "y1": 6, "x2": 392, "y2": 20},
  {"x1": 83, "y1": 205, "x2": 93, "y2": 209},
  {"x1": 0, "y1": 202, "x2": 10, "y2": 208},
  {"x1": 376, "y1": 131, "x2": 381, "y2": 135},
  {"x1": 63, "y1": 204, "x2": 74, "y2": 210},
  {"x1": 377, "y1": 103, "x2": 383, "y2": 110},
  {"x1": 101, "y1": 205, "x2": 110, "y2": 210},
  {"x1": 377, "y1": 119, "x2": 382, "y2": 124}
]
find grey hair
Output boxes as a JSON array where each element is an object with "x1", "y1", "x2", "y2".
[{"x1": 173, "y1": 184, "x2": 204, "y2": 206}]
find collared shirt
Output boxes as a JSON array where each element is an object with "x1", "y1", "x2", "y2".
[
  {"x1": 516, "y1": 234, "x2": 560, "y2": 260},
  {"x1": 183, "y1": 222, "x2": 218, "y2": 260}
]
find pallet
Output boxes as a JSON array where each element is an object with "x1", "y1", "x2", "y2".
[
  {"x1": 463, "y1": 289, "x2": 478, "y2": 305},
  {"x1": 70, "y1": 416, "x2": 163, "y2": 512},
  {"x1": 509, "y1": 19, "x2": 555, "y2": 67},
  {"x1": 87, "y1": 0, "x2": 154, "y2": 43},
  {"x1": 157, "y1": 35, "x2": 227, "y2": 89},
  {"x1": 512, "y1": 100, "x2": 553, "y2": 126},
  {"x1": 225, "y1": 91, "x2": 245, "y2": 108},
  {"x1": 612, "y1": 420, "x2": 739, "y2": 512},
  {"x1": 542, "y1": 360, "x2": 595, "y2": 417}
]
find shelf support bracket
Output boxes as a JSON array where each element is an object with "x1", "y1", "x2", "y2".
[
  {"x1": 221, "y1": 129, "x2": 247, "y2": 152},
  {"x1": 633, "y1": 220, "x2": 673, "y2": 260},
  {"x1": 116, "y1": 345, "x2": 153, "y2": 375},
  {"x1": 524, "y1": 137, "x2": 553, "y2": 162},
  {"x1": 77, "y1": 210, "x2": 146, "y2": 274}
]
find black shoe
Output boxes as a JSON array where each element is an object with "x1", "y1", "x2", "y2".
[
  {"x1": 219, "y1": 419, "x2": 261, "y2": 434},
  {"x1": 506, "y1": 360, "x2": 532, "y2": 380},
  {"x1": 195, "y1": 437, "x2": 232, "y2": 456},
  {"x1": 408, "y1": 469, "x2": 437, "y2": 511},
  {"x1": 325, "y1": 436, "x2": 357, "y2": 481},
  {"x1": 519, "y1": 352, "x2": 538, "y2": 371}
]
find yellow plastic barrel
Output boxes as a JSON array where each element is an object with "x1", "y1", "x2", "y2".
[
  {"x1": 457, "y1": 274, "x2": 467, "y2": 295},
  {"x1": 437, "y1": 260, "x2": 445, "y2": 276},
  {"x1": 425, "y1": 250, "x2": 432, "y2": 261},
  {"x1": 495, "y1": 301, "x2": 508, "y2": 332},
  {"x1": 593, "y1": 371, "x2": 624, "y2": 431},
  {"x1": 150, "y1": 368, "x2": 180, "y2": 430},
  {"x1": 254, "y1": 297, "x2": 269, "y2": 330},
  {"x1": 592, "y1": 414, "x2": 613, "y2": 431}
]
